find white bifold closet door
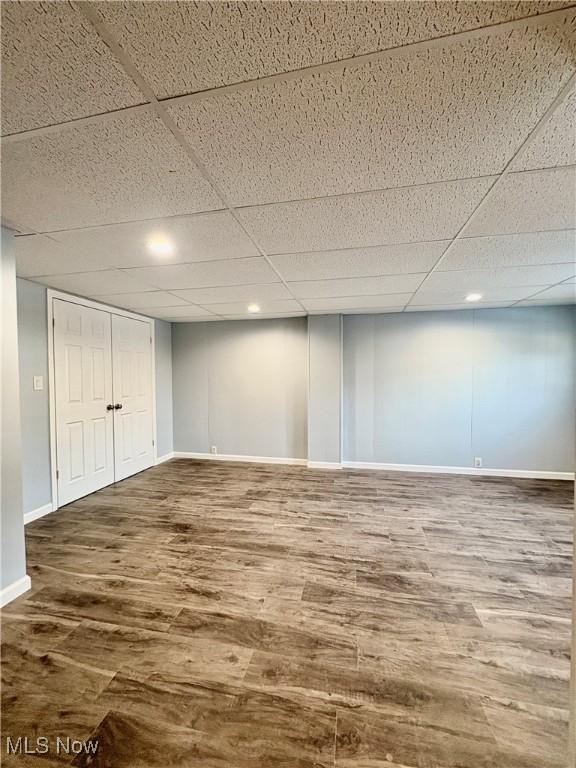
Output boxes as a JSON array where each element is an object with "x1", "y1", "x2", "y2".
[
  {"x1": 53, "y1": 299, "x2": 153, "y2": 506},
  {"x1": 54, "y1": 299, "x2": 115, "y2": 506},
  {"x1": 111, "y1": 314, "x2": 154, "y2": 482}
]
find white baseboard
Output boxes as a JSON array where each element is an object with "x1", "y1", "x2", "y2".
[
  {"x1": 1, "y1": 575, "x2": 31, "y2": 607},
  {"x1": 307, "y1": 461, "x2": 343, "y2": 470},
  {"x1": 154, "y1": 452, "x2": 175, "y2": 465},
  {"x1": 24, "y1": 502, "x2": 54, "y2": 525},
  {"x1": 173, "y1": 452, "x2": 307, "y2": 466},
  {"x1": 342, "y1": 461, "x2": 574, "y2": 481},
  {"x1": 161, "y1": 454, "x2": 573, "y2": 480}
]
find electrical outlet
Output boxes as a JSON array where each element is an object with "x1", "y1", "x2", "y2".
[
  {"x1": 474, "y1": 457, "x2": 482, "y2": 468},
  {"x1": 210, "y1": 446, "x2": 218, "y2": 455}
]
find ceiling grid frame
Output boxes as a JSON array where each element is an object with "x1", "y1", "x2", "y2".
[
  {"x1": 404, "y1": 73, "x2": 576, "y2": 308},
  {"x1": 2, "y1": 4, "x2": 574, "y2": 144},
  {"x1": 81, "y1": 1, "x2": 576, "y2": 317},
  {"x1": 2, "y1": 2, "x2": 574, "y2": 318},
  {"x1": 510, "y1": 273, "x2": 576, "y2": 304},
  {"x1": 74, "y1": 1, "x2": 308, "y2": 314}
]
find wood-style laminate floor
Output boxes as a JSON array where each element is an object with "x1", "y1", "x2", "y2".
[{"x1": 1, "y1": 460, "x2": 573, "y2": 768}]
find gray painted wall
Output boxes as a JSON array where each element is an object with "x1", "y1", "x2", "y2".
[
  {"x1": 154, "y1": 320, "x2": 174, "y2": 458},
  {"x1": 13, "y1": 285, "x2": 575, "y2": 515},
  {"x1": 1, "y1": 229, "x2": 27, "y2": 590},
  {"x1": 308, "y1": 315, "x2": 342, "y2": 464},
  {"x1": 17, "y1": 278, "x2": 52, "y2": 512},
  {"x1": 172, "y1": 318, "x2": 308, "y2": 459},
  {"x1": 343, "y1": 307, "x2": 575, "y2": 472}
]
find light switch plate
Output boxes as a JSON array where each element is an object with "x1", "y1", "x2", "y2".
[{"x1": 33, "y1": 375, "x2": 44, "y2": 391}]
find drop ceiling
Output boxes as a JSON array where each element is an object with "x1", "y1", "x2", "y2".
[{"x1": 1, "y1": 1, "x2": 575, "y2": 322}]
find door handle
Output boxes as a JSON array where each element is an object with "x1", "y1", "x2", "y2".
[
  {"x1": 114, "y1": 403, "x2": 123, "y2": 410},
  {"x1": 106, "y1": 404, "x2": 114, "y2": 411}
]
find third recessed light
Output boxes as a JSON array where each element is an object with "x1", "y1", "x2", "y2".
[{"x1": 147, "y1": 234, "x2": 174, "y2": 257}]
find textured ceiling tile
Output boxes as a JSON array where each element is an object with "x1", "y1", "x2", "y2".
[
  {"x1": 0, "y1": 1, "x2": 143, "y2": 134},
  {"x1": 411, "y1": 286, "x2": 543, "y2": 305},
  {"x1": 309, "y1": 308, "x2": 404, "y2": 316},
  {"x1": 34, "y1": 269, "x2": 157, "y2": 296},
  {"x1": 302, "y1": 294, "x2": 412, "y2": 311},
  {"x1": 52, "y1": 212, "x2": 259, "y2": 269},
  {"x1": 96, "y1": 1, "x2": 572, "y2": 98},
  {"x1": 201, "y1": 299, "x2": 302, "y2": 315},
  {"x1": 238, "y1": 178, "x2": 494, "y2": 253},
  {"x1": 439, "y1": 230, "x2": 576, "y2": 271},
  {"x1": 173, "y1": 283, "x2": 291, "y2": 305},
  {"x1": 94, "y1": 291, "x2": 189, "y2": 309},
  {"x1": 171, "y1": 19, "x2": 575, "y2": 205},
  {"x1": 127, "y1": 304, "x2": 214, "y2": 318},
  {"x1": 406, "y1": 302, "x2": 513, "y2": 311},
  {"x1": 520, "y1": 297, "x2": 576, "y2": 304},
  {"x1": 1, "y1": 217, "x2": 36, "y2": 236},
  {"x1": 511, "y1": 88, "x2": 576, "y2": 171},
  {"x1": 222, "y1": 313, "x2": 307, "y2": 321},
  {"x1": 269, "y1": 242, "x2": 447, "y2": 280},
  {"x1": 519, "y1": 283, "x2": 576, "y2": 302},
  {"x1": 170, "y1": 316, "x2": 227, "y2": 322},
  {"x1": 423, "y1": 263, "x2": 576, "y2": 292},
  {"x1": 465, "y1": 167, "x2": 576, "y2": 237},
  {"x1": 124, "y1": 258, "x2": 280, "y2": 290},
  {"x1": 289, "y1": 274, "x2": 424, "y2": 299},
  {"x1": 14, "y1": 235, "x2": 105, "y2": 277},
  {"x1": 1, "y1": 111, "x2": 221, "y2": 233}
]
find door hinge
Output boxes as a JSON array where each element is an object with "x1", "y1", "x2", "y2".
[
  {"x1": 56, "y1": 469, "x2": 59, "y2": 479},
  {"x1": 152, "y1": 439, "x2": 155, "y2": 446},
  {"x1": 150, "y1": 336, "x2": 152, "y2": 345},
  {"x1": 52, "y1": 317, "x2": 55, "y2": 328}
]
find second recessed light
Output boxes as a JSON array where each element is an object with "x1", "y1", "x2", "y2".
[
  {"x1": 247, "y1": 303, "x2": 261, "y2": 313},
  {"x1": 147, "y1": 234, "x2": 174, "y2": 257}
]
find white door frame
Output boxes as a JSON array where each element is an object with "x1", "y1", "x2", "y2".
[{"x1": 47, "y1": 289, "x2": 157, "y2": 511}]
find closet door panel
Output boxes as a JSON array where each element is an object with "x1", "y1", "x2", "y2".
[
  {"x1": 53, "y1": 299, "x2": 114, "y2": 505},
  {"x1": 112, "y1": 314, "x2": 154, "y2": 481}
]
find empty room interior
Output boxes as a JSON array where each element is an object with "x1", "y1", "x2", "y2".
[{"x1": 1, "y1": 2, "x2": 576, "y2": 767}]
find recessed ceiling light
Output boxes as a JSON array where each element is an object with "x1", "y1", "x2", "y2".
[
  {"x1": 147, "y1": 235, "x2": 174, "y2": 257},
  {"x1": 247, "y1": 303, "x2": 261, "y2": 313},
  {"x1": 465, "y1": 293, "x2": 483, "y2": 302}
]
